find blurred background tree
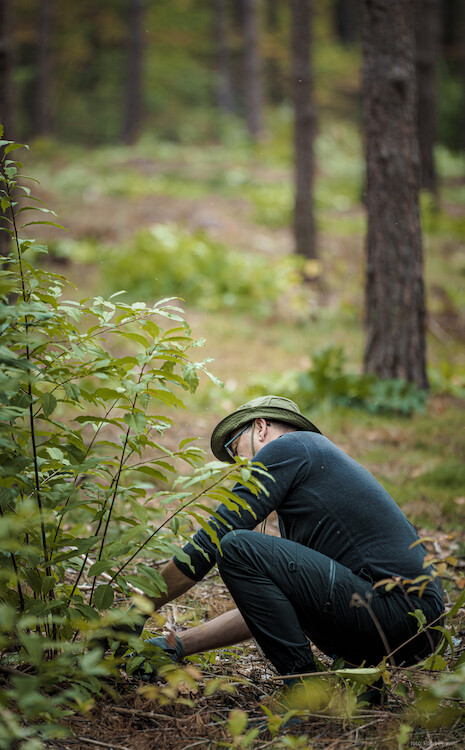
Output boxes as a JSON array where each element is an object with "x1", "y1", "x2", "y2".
[
  {"x1": 121, "y1": 0, "x2": 144, "y2": 145},
  {"x1": 362, "y1": 0, "x2": 427, "y2": 389},
  {"x1": 5, "y1": 0, "x2": 463, "y2": 151},
  {"x1": 1, "y1": 0, "x2": 464, "y2": 388},
  {"x1": 291, "y1": 0, "x2": 317, "y2": 261}
]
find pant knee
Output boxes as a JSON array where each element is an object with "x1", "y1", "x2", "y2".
[{"x1": 216, "y1": 529, "x2": 255, "y2": 568}]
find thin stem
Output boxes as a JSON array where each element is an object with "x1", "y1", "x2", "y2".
[
  {"x1": 0, "y1": 507, "x2": 25, "y2": 611},
  {"x1": 109, "y1": 465, "x2": 238, "y2": 583},
  {"x1": 7, "y1": 168, "x2": 50, "y2": 573},
  {"x1": 351, "y1": 593, "x2": 395, "y2": 667},
  {"x1": 89, "y1": 421, "x2": 133, "y2": 606},
  {"x1": 52, "y1": 397, "x2": 121, "y2": 551}
]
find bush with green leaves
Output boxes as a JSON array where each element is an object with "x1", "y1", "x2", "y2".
[
  {"x1": 101, "y1": 224, "x2": 304, "y2": 317},
  {"x1": 0, "y1": 134, "x2": 268, "y2": 746},
  {"x1": 247, "y1": 345, "x2": 428, "y2": 417}
]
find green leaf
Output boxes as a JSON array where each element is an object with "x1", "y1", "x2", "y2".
[
  {"x1": 128, "y1": 496, "x2": 148, "y2": 523},
  {"x1": 118, "y1": 331, "x2": 151, "y2": 348},
  {"x1": 171, "y1": 517, "x2": 179, "y2": 534},
  {"x1": 409, "y1": 608, "x2": 427, "y2": 631},
  {"x1": 448, "y1": 589, "x2": 465, "y2": 617},
  {"x1": 335, "y1": 667, "x2": 383, "y2": 685},
  {"x1": 93, "y1": 584, "x2": 114, "y2": 610},
  {"x1": 228, "y1": 709, "x2": 248, "y2": 737},
  {"x1": 4, "y1": 143, "x2": 27, "y2": 155},
  {"x1": 21, "y1": 220, "x2": 67, "y2": 230},
  {"x1": 133, "y1": 465, "x2": 168, "y2": 483},
  {"x1": 88, "y1": 560, "x2": 115, "y2": 577},
  {"x1": 190, "y1": 512, "x2": 221, "y2": 550},
  {"x1": 420, "y1": 654, "x2": 448, "y2": 671}
]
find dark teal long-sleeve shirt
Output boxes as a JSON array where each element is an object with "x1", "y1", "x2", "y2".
[{"x1": 173, "y1": 432, "x2": 443, "y2": 604}]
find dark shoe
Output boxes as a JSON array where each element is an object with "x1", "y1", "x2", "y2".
[{"x1": 357, "y1": 677, "x2": 387, "y2": 707}]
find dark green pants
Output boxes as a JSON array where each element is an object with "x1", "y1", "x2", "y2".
[{"x1": 216, "y1": 530, "x2": 443, "y2": 676}]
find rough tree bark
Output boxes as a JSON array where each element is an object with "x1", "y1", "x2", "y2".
[
  {"x1": 121, "y1": 0, "x2": 144, "y2": 145},
  {"x1": 362, "y1": 0, "x2": 428, "y2": 388},
  {"x1": 290, "y1": 0, "x2": 316, "y2": 260},
  {"x1": 214, "y1": 0, "x2": 235, "y2": 114},
  {"x1": 265, "y1": 0, "x2": 284, "y2": 103},
  {"x1": 415, "y1": 0, "x2": 440, "y2": 195},
  {"x1": 34, "y1": 0, "x2": 52, "y2": 136},
  {"x1": 242, "y1": 0, "x2": 263, "y2": 139},
  {"x1": 0, "y1": 0, "x2": 14, "y2": 258},
  {"x1": 0, "y1": 0, "x2": 14, "y2": 139},
  {"x1": 334, "y1": 0, "x2": 361, "y2": 44}
]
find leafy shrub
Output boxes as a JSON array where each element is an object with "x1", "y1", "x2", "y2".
[
  {"x1": 0, "y1": 133, "x2": 267, "y2": 746},
  {"x1": 247, "y1": 345, "x2": 428, "y2": 416},
  {"x1": 101, "y1": 224, "x2": 304, "y2": 316}
]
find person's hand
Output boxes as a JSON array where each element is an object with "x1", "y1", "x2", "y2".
[{"x1": 129, "y1": 634, "x2": 185, "y2": 682}]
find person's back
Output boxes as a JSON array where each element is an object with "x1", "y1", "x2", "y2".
[{"x1": 129, "y1": 396, "x2": 445, "y2": 689}]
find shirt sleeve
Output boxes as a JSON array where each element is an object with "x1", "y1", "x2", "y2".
[{"x1": 173, "y1": 434, "x2": 311, "y2": 581}]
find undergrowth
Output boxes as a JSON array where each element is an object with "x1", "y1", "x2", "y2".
[{"x1": 1, "y1": 133, "x2": 464, "y2": 749}]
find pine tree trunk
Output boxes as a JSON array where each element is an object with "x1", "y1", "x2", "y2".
[
  {"x1": 121, "y1": 0, "x2": 144, "y2": 145},
  {"x1": 34, "y1": 0, "x2": 52, "y2": 136},
  {"x1": 291, "y1": 0, "x2": 316, "y2": 260},
  {"x1": 0, "y1": 0, "x2": 13, "y2": 138},
  {"x1": 242, "y1": 0, "x2": 263, "y2": 139},
  {"x1": 214, "y1": 0, "x2": 234, "y2": 114},
  {"x1": 362, "y1": 0, "x2": 428, "y2": 388},
  {"x1": 415, "y1": 0, "x2": 440, "y2": 195},
  {"x1": 0, "y1": 0, "x2": 14, "y2": 258},
  {"x1": 334, "y1": 0, "x2": 361, "y2": 44},
  {"x1": 460, "y1": 0, "x2": 465, "y2": 153},
  {"x1": 265, "y1": 0, "x2": 284, "y2": 103}
]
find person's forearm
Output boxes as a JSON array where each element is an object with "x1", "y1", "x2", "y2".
[
  {"x1": 179, "y1": 607, "x2": 252, "y2": 656},
  {"x1": 148, "y1": 559, "x2": 197, "y2": 611}
]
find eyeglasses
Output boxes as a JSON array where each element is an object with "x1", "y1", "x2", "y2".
[{"x1": 224, "y1": 423, "x2": 251, "y2": 460}]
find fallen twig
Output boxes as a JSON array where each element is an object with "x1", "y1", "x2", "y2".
[
  {"x1": 111, "y1": 705, "x2": 173, "y2": 722},
  {"x1": 76, "y1": 738, "x2": 130, "y2": 750}
]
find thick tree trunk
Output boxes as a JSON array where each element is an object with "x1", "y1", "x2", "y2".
[
  {"x1": 291, "y1": 0, "x2": 316, "y2": 260},
  {"x1": 0, "y1": 0, "x2": 14, "y2": 259},
  {"x1": 242, "y1": 0, "x2": 263, "y2": 139},
  {"x1": 34, "y1": 0, "x2": 52, "y2": 136},
  {"x1": 362, "y1": 0, "x2": 428, "y2": 388},
  {"x1": 121, "y1": 0, "x2": 144, "y2": 145},
  {"x1": 214, "y1": 0, "x2": 234, "y2": 114},
  {"x1": 334, "y1": 0, "x2": 361, "y2": 44},
  {"x1": 415, "y1": 0, "x2": 440, "y2": 195},
  {"x1": 460, "y1": 0, "x2": 465, "y2": 153},
  {"x1": 0, "y1": 0, "x2": 13, "y2": 139},
  {"x1": 265, "y1": 0, "x2": 284, "y2": 103}
]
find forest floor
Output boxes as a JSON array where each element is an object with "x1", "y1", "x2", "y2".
[{"x1": 19, "y1": 134, "x2": 465, "y2": 749}]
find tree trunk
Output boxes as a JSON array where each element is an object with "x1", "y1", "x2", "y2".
[
  {"x1": 291, "y1": 0, "x2": 316, "y2": 260},
  {"x1": 334, "y1": 0, "x2": 361, "y2": 44},
  {"x1": 415, "y1": 0, "x2": 440, "y2": 195},
  {"x1": 460, "y1": 0, "x2": 465, "y2": 153},
  {"x1": 0, "y1": 0, "x2": 13, "y2": 139},
  {"x1": 214, "y1": 0, "x2": 235, "y2": 114},
  {"x1": 242, "y1": 0, "x2": 263, "y2": 139},
  {"x1": 362, "y1": 0, "x2": 427, "y2": 389},
  {"x1": 34, "y1": 0, "x2": 52, "y2": 136},
  {"x1": 265, "y1": 0, "x2": 284, "y2": 103},
  {"x1": 0, "y1": 0, "x2": 14, "y2": 259},
  {"x1": 121, "y1": 0, "x2": 144, "y2": 145}
]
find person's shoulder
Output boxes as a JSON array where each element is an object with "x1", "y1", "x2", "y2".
[
  {"x1": 283, "y1": 431, "x2": 325, "y2": 448},
  {"x1": 260, "y1": 431, "x2": 325, "y2": 459}
]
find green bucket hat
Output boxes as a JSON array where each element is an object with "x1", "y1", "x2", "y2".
[{"x1": 210, "y1": 395, "x2": 321, "y2": 463}]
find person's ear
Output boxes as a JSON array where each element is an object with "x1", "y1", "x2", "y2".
[{"x1": 257, "y1": 418, "x2": 268, "y2": 442}]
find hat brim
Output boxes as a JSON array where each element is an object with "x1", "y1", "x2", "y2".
[{"x1": 211, "y1": 405, "x2": 321, "y2": 463}]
